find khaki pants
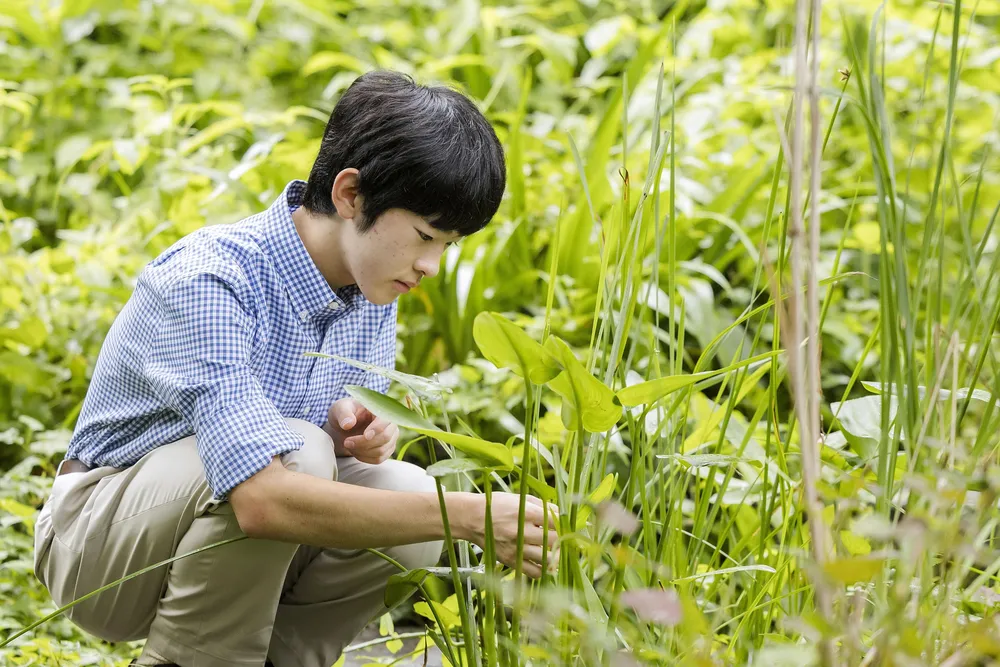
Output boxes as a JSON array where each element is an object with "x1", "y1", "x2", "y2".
[{"x1": 32, "y1": 418, "x2": 443, "y2": 667}]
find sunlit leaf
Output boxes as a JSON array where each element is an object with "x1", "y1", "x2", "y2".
[
  {"x1": 346, "y1": 386, "x2": 513, "y2": 470},
  {"x1": 545, "y1": 337, "x2": 620, "y2": 432},
  {"x1": 473, "y1": 312, "x2": 560, "y2": 384}
]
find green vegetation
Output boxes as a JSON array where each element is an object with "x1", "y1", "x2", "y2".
[{"x1": 2, "y1": 0, "x2": 999, "y2": 665}]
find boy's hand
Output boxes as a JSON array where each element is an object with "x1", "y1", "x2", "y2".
[
  {"x1": 324, "y1": 397, "x2": 399, "y2": 464},
  {"x1": 466, "y1": 492, "x2": 560, "y2": 579}
]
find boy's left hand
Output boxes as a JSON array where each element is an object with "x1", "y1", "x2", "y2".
[{"x1": 324, "y1": 397, "x2": 399, "y2": 464}]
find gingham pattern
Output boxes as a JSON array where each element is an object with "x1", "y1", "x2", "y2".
[{"x1": 65, "y1": 180, "x2": 397, "y2": 501}]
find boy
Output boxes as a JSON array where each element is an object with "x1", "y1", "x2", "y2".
[{"x1": 33, "y1": 70, "x2": 558, "y2": 667}]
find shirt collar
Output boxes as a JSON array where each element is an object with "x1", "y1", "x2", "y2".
[{"x1": 261, "y1": 180, "x2": 368, "y2": 322}]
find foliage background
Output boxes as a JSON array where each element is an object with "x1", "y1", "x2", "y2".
[{"x1": 1, "y1": 0, "x2": 999, "y2": 664}]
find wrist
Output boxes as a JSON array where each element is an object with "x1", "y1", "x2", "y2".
[{"x1": 445, "y1": 491, "x2": 485, "y2": 545}]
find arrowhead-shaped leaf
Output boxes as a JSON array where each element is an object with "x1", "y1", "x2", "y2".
[
  {"x1": 473, "y1": 312, "x2": 560, "y2": 384},
  {"x1": 544, "y1": 337, "x2": 620, "y2": 433},
  {"x1": 346, "y1": 386, "x2": 514, "y2": 470}
]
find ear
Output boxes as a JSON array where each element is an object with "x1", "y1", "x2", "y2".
[{"x1": 330, "y1": 168, "x2": 360, "y2": 220}]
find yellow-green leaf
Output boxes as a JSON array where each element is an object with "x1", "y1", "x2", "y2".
[
  {"x1": 545, "y1": 337, "x2": 620, "y2": 433},
  {"x1": 473, "y1": 312, "x2": 560, "y2": 384},
  {"x1": 575, "y1": 473, "x2": 617, "y2": 531},
  {"x1": 823, "y1": 556, "x2": 884, "y2": 583},
  {"x1": 302, "y1": 51, "x2": 370, "y2": 76}
]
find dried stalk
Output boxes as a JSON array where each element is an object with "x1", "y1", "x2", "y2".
[{"x1": 791, "y1": 0, "x2": 835, "y2": 662}]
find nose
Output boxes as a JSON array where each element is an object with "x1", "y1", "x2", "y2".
[{"x1": 414, "y1": 246, "x2": 446, "y2": 281}]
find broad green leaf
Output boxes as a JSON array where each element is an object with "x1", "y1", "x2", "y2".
[
  {"x1": 545, "y1": 337, "x2": 620, "y2": 433},
  {"x1": 344, "y1": 385, "x2": 437, "y2": 431},
  {"x1": 427, "y1": 430, "x2": 514, "y2": 471},
  {"x1": 308, "y1": 352, "x2": 450, "y2": 397},
  {"x1": 413, "y1": 600, "x2": 462, "y2": 630},
  {"x1": 473, "y1": 312, "x2": 560, "y2": 384},
  {"x1": 346, "y1": 386, "x2": 513, "y2": 470},
  {"x1": 384, "y1": 566, "x2": 483, "y2": 610},
  {"x1": 830, "y1": 395, "x2": 899, "y2": 459},
  {"x1": 425, "y1": 458, "x2": 485, "y2": 477},
  {"x1": 384, "y1": 568, "x2": 433, "y2": 610}
]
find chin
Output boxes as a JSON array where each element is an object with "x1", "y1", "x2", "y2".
[{"x1": 361, "y1": 284, "x2": 396, "y2": 306}]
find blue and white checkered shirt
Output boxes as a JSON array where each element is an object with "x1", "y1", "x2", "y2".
[{"x1": 65, "y1": 180, "x2": 397, "y2": 500}]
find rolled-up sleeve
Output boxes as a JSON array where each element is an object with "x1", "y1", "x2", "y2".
[
  {"x1": 141, "y1": 271, "x2": 303, "y2": 501},
  {"x1": 364, "y1": 299, "x2": 397, "y2": 395}
]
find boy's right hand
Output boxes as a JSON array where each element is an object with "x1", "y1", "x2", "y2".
[{"x1": 463, "y1": 492, "x2": 560, "y2": 579}]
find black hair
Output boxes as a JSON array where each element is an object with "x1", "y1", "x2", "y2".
[{"x1": 303, "y1": 70, "x2": 506, "y2": 237}]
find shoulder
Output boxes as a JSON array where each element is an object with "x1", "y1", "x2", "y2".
[{"x1": 139, "y1": 216, "x2": 270, "y2": 306}]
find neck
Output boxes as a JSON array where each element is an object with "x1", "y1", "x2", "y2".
[{"x1": 291, "y1": 206, "x2": 354, "y2": 291}]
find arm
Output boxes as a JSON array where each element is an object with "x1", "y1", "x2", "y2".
[
  {"x1": 231, "y1": 457, "x2": 560, "y2": 577},
  {"x1": 230, "y1": 457, "x2": 478, "y2": 547}
]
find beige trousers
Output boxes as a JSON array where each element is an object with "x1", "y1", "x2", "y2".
[{"x1": 32, "y1": 418, "x2": 443, "y2": 667}]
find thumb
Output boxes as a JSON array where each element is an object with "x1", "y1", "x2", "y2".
[{"x1": 331, "y1": 398, "x2": 357, "y2": 430}]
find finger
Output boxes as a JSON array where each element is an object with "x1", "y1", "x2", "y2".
[
  {"x1": 363, "y1": 416, "x2": 392, "y2": 441},
  {"x1": 354, "y1": 403, "x2": 374, "y2": 425},
  {"x1": 331, "y1": 398, "x2": 359, "y2": 430},
  {"x1": 525, "y1": 502, "x2": 560, "y2": 531},
  {"x1": 519, "y1": 559, "x2": 543, "y2": 579},
  {"x1": 519, "y1": 544, "x2": 559, "y2": 565},
  {"x1": 363, "y1": 421, "x2": 396, "y2": 447},
  {"x1": 521, "y1": 524, "x2": 558, "y2": 547},
  {"x1": 368, "y1": 442, "x2": 397, "y2": 464}
]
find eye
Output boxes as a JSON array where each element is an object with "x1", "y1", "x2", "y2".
[{"x1": 417, "y1": 230, "x2": 433, "y2": 242}]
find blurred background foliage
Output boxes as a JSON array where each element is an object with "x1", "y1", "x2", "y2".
[{"x1": 1, "y1": 0, "x2": 1000, "y2": 664}]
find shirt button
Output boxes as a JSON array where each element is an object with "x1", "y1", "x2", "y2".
[
  {"x1": 299, "y1": 309, "x2": 309, "y2": 321},
  {"x1": 327, "y1": 301, "x2": 341, "y2": 311},
  {"x1": 302, "y1": 406, "x2": 311, "y2": 416}
]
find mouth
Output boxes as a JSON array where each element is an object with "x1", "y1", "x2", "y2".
[{"x1": 393, "y1": 280, "x2": 412, "y2": 293}]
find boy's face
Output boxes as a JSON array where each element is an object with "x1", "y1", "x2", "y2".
[{"x1": 343, "y1": 205, "x2": 462, "y2": 306}]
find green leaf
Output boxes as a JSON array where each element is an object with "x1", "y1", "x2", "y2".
[
  {"x1": 523, "y1": 472, "x2": 558, "y2": 503},
  {"x1": 823, "y1": 556, "x2": 884, "y2": 584},
  {"x1": 307, "y1": 352, "x2": 450, "y2": 397},
  {"x1": 575, "y1": 472, "x2": 617, "y2": 531},
  {"x1": 343, "y1": 385, "x2": 437, "y2": 431},
  {"x1": 617, "y1": 351, "x2": 780, "y2": 407},
  {"x1": 346, "y1": 385, "x2": 514, "y2": 470},
  {"x1": 428, "y1": 431, "x2": 514, "y2": 471},
  {"x1": 413, "y1": 600, "x2": 462, "y2": 630},
  {"x1": 302, "y1": 51, "x2": 370, "y2": 76},
  {"x1": 385, "y1": 566, "x2": 483, "y2": 611},
  {"x1": 830, "y1": 395, "x2": 899, "y2": 459},
  {"x1": 656, "y1": 453, "x2": 744, "y2": 468},
  {"x1": 0, "y1": 316, "x2": 47, "y2": 349},
  {"x1": 472, "y1": 312, "x2": 560, "y2": 384},
  {"x1": 544, "y1": 337, "x2": 620, "y2": 433},
  {"x1": 425, "y1": 458, "x2": 485, "y2": 477},
  {"x1": 839, "y1": 530, "x2": 872, "y2": 556}
]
